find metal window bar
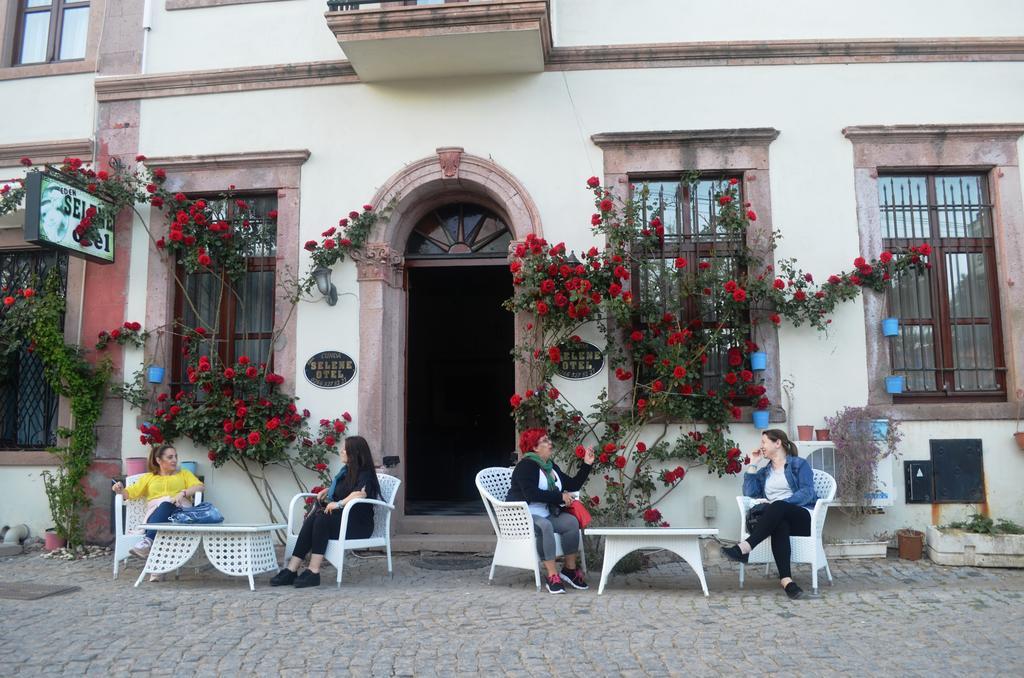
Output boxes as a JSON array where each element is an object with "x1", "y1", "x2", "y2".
[
  {"x1": 0, "y1": 251, "x2": 68, "y2": 448},
  {"x1": 880, "y1": 173, "x2": 1004, "y2": 398}
]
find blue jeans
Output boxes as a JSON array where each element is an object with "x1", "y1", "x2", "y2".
[{"x1": 145, "y1": 501, "x2": 182, "y2": 540}]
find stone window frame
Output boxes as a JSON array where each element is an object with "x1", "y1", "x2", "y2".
[
  {"x1": 591, "y1": 128, "x2": 785, "y2": 423},
  {"x1": 140, "y1": 150, "x2": 309, "y2": 396},
  {"x1": 0, "y1": 0, "x2": 104, "y2": 80},
  {"x1": 844, "y1": 124, "x2": 1024, "y2": 421}
]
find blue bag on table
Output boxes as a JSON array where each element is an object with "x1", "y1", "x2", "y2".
[{"x1": 168, "y1": 501, "x2": 224, "y2": 524}]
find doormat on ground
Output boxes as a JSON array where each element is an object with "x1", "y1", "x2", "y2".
[
  {"x1": 0, "y1": 582, "x2": 80, "y2": 600},
  {"x1": 411, "y1": 555, "x2": 489, "y2": 571}
]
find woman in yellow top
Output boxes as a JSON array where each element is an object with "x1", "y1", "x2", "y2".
[{"x1": 111, "y1": 444, "x2": 204, "y2": 557}]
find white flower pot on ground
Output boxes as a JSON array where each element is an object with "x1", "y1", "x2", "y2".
[
  {"x1": 926, "y1": 525, "x2": 1024, "y2": 568},
  {"x1": 824, "y1": 540, "x2": 888, "y2": 559}
]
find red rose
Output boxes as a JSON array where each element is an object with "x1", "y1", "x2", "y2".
[
  {"x1": 510, "y1": 394, "x2": 522, "y2": 409},
  {"x1": 746, "y1": 210, "x2": 757, "y2": 221},
  {"x1": 548, "y1": 387, "x2": 559, "y2": 400},
  {"x1": 348, "y1": 211, "x2": 359, "y2": 220},
  {"x1": 304, "y1": 240, "x2": 318, "y2": 251},
  {"x1": 643, "y1": 508, "x2": 662, "y2": 523},
  {"x1": 234, "y1": 437, "x2": 247, "y2": 450},
  {"x1": 599, "y1": 199, "x2": 613, "y2": 212},
  {"x1": 614, "y1": 456, "x2": 627, "y2": 469},
  {"x1": 598, "y1": 453, "x2": 609, "y2": 464},
  {"x1": 717, "y1": 195, "x2": 732, "y2": 205},
  {"x1": 333, "y1": 420, "x2": 346, "y2": 433},
  {"x1": 674, "y1": 257, "x2": 687, "y2": 269},
  {"x1": 236, "y1": 406, "x2": 247, "y2": 417},
  {"x1": 548, "y1": 346, "x2": 561, "y2": 363},
  {"x1": 773, "y1": 278, "x2": 786, "y2": 290},
  {"x1": 238, "y1": 356, "x2": 250, "y2": 365},
  {"x1": 169, "y1": 405, "x2": 181, "y2": 415},
  {"x1": 636, "y1": 442, "x2": 647, "y2": 453},
  {"x1": 315, "y1": 462, "x2": 328, "y2": 471},
  {"x1": 110, "y1": 329, "x2": 121, "y2": 339},
  {"x1": 732, "y1": 289, "x2": 747, "y2": 302},
  {"x1": 266, "y1": 417, "x2": 280, "y2": 430},
  {"x1": 794, "y1": 290, "x2": 807, "y2": 301},
  {"x1": 586, "y1": 176, "x2": 600, "y2": 188},
  {"x1": 724, "y1": 372, "x2": 738, "y2": 385},
  {"x1": 224, "y1": 368, "x2": 236, "y2": 378},
  {"x1": 673, "y1": 366, "x2": 686, "y2": 379},
  {"x1": 19, "y1": 157, "x2": 32, "y2": 166},
  {"x1": 853, "y1": 256, "x2": 866, "y2": 268},
  {"x1": 323, "y1": 239, "x2": 336, "y2": 249},
  {"x1": 248, "y1": 431, "x2": 261, "y2": 445},
  {"x1": 575, "y1": 445, "x2": 586, "y2": 459},
  {"x1": 363, "y1": 204, "x2": 373, "y2": 212},
  {"x1": 342, "y1": 411, "x2": 352, "y2": 422},
  {"x1": 245, "y1": 366, "x2": 258, "y2": 378},
  {"x1": 322, "y1": 227, "x2": 337, "y2": 237},
  {"x1": 918, "y1": 243, "x2": 932, "y2": 256},
  {"x1": 324, "y1": 435, "x2": 336, "y2": 446},
  {"x1": 223, "y1": 421, "x2": 234, "y2": 433},
  {"x1": 208, "y1": 451, "x2": 217, "y2": 461},
  {"x1": 2, "y1": 296, "x2": 13, "y2": 307}
]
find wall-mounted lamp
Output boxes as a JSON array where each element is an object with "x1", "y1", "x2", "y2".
[{"x1": 312, "y1": 265, "x2": 338, "y2": 306}]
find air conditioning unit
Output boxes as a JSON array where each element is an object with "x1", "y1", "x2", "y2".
[{"x1": 796, "y1": 441, "x2": 895, "y2": 508}]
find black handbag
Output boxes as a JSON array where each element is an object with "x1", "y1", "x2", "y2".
[{"x1": 745, "y1": 502, "x2": 768, "y2": 535}]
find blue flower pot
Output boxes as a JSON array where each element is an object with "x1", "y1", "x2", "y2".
[
  {"x1": 179, "y1": 461, "x2": 198, "y2": 474},
  {"x1": 752, "y1": 410, "x2": 770, "y2": 429},
  {"x1": 885, "y1": 375, "x2": 905, "y2": 394},
  {"x1": 750, "y1": 351, "x2": 767, "y2": 371},
  {"x1": 871, "y1": 419, "x2": 889, "y2": 440},
  {"x1": 882, "y1": 317, "x2": 900, "y2": 337},
  {"x1": 147, "y1": 366, "x2": 165, "y2": 384}
]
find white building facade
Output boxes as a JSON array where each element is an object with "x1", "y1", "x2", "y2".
[{"x1": 1, "y1": 0, "x2": 1023, "y2": 543}]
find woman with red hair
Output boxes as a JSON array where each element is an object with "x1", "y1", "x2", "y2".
[{"x1": 506, "y1": 428, "x2": 595, "y2": 593}]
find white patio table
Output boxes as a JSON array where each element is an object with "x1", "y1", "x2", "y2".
[
  {"x1": 587, "y1": 527, "x2": 719, "y2": 596},
  {"x1": 136, "y1": 523, "x2": 286, "y2": 591}
]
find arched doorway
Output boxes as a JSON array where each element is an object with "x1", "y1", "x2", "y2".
[{"x1": 404, "y1": 203, "x2": 514, "y2": 514}]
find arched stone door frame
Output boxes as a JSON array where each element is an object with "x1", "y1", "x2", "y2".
[{"x1": 355, "y1": 147, "x2": 542, "y2": 522}]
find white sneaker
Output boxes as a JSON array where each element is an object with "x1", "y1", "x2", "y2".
[{"x1": 130, "y1": 537, "x2": 152, "y2": 558}]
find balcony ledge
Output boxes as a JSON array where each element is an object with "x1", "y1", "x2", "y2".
[{"x1": 325, "y1": 0, "x2": 551, "y2": 82}]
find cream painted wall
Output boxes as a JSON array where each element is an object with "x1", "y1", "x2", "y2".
[
  {"x1": 0, "y1": 74, "x2": 95, "y2": 145},
  {"x1": 144, "y1": 0, "x2": 342, "y2": 74},
  {"x1": 130, "y1": 60, "x2": 1024, "y2": 531},
  {"x1": 553, "y1": 0, "x2": 1024, "y2": 45},
  {"x1": 0, "y1": 468, "x2": 54, "y2": 538}
]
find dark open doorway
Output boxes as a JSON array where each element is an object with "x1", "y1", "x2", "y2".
[{"x1": 405, "y1": 265, "x2": 515, "y2": 515}]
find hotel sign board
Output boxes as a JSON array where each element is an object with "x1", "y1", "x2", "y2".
[
  {"x1": 23, "y1": 170, "x2": 115, "y2": 264},
  {"x1": 305, "y1": 351, "x2": 356, "y2": 389},
  {"x1": 554, "y1": 341, "x2": 605, "y2": 380}
]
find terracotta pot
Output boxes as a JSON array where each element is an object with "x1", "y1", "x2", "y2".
[
  {"x1": 797, "y1": 425, "x2": 814, "y2": 441},
  {"x1": 897, "y1": 529, "x2": 924, "y2": 561},
  {"x1": 1015, "y1": 431, "x2": 1024, "y2": 451},
  {"x1": 43, "y1": 530, "x2": 66, "y2": 552},
  {"x1": 814, "y1": 428, "x2": 831, "y2": 441}
]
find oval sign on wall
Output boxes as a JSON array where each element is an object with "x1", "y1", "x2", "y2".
[
  {"x1": 304, "y1": 351, "x2": 356, "y2": 389},
  {"x1": 554, "y1": 341, "x2": 605, "y2": 380}
]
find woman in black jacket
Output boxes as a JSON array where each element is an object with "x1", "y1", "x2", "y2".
[{"x1": 506, "y1": 428, "x2": 595, "y2": 594}]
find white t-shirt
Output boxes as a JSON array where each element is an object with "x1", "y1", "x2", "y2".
[
  {"x1": 764, "y1": 466, "x2": 793, "y2": 503},
  {"x1": 528, "y1": 469, "x2": 562, "y2": 518}
]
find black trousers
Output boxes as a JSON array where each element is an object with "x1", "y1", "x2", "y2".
[
  {"x1": 292, "y1": 508, "x2": 344, "y2": 558},
  {"x1": 745, "y1": 500, "x2": 811, "y2": 579}
]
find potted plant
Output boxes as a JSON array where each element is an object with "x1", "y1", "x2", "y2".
[
  {"x1": 928, "y1": 514, "x2": 1024, "y2": 567},
  {"x1": 797, "y1": 425, "x2": 814, "y2": 441},
  {"x1": 1014, "y1": 389, "x2": 1024, "y2": 451},
  {"x1": 881, "y1": 316, "x2": 899, "y2": 337},
  {"x1": 814, "y1": 427, "x2": 830, "y2": 441},
  {"x1": 826, "y1": 406, "x2": 902, "y2": 513},
  {"x1": 885, "y1": 374, "x2": 905, "y2": 394},
  {"x1": 825, "y1": 536, "x2": 888, "y2": 559},
  {"x1": 896, "y1": 528, "x2": 925, "y2": 560}
]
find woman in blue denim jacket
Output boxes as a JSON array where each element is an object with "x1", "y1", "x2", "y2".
[{"x1": 721, "y1": 428, "x2": 817, "y2": 599}]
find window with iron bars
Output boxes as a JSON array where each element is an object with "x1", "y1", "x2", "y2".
[
  {"x1": 0, "y1": 250, "x2": 68, "y2": 449},
  {"x1": 631, "y1": 176, "x2": 748, "y2": 393},
  {"x1": 170, "y1": 195, "x2": 278, "y2": 392},
  {"x1": 879, "y1": 173, "x2": 1005, "y2": 400}
]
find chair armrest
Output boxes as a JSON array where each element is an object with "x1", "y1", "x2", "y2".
[
  {"x1": 287, "y1": 493, "x2": 317, "y2": 533},
  {"x1": 114, "y1": 494, "x2": 124, "y2": 535},
  {"x1": 339, "y1": 497, "x2": 394, "y2": 526}
]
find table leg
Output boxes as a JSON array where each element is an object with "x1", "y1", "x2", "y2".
[
  {"x1": 658, "y1": 538, "x2": 710, "y2": 597},
  {"x1": 134, "y1": 532, "x2": 201, "y2": 587},
  {"x1": 598, "y1": 538, "x2": 628, "y2": 595},
  {"x1": 202, "y1": 531, "x2": 279, "y2": 590}
]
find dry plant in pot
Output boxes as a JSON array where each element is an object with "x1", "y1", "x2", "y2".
[{"x1": 826, "y1": 406, "x2": 902, "y2": 517}]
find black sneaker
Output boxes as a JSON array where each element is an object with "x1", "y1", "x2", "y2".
[
  {"x1": 720, "y1": 545, "x2": 749, "y2": 564},
  {"x1": 545, "y1": 574, "x2": 565, "y2": 594},
  {"x1": 784, "y1": 582, "x2": 804, "y2": 600},
  {"x1": 293, "y1": 570, "x2": 321, "y2": 588},
  {"x1": 269, "y1": 569, "x2": 297, "y2": 586},
  {"x1": 560, "y1": 567, "x2": 589, "y2": 590}
]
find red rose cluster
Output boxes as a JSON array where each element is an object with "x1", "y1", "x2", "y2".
[{"x1": 96, "y1": 321, "x2": 145, "y2": 350}]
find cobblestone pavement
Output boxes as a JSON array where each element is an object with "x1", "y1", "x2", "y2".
[{"x1": 1, "y1": 543, "x2": 1022, "y2": 677}]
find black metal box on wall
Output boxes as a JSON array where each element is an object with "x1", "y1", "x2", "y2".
[
  {"x1": 905, "y1": 460, "x2": 933, "y2": 503},
  {"x1": 903, "y1": 439, "x2": 986, "y2": 504}
]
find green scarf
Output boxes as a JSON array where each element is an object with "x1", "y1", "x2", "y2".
[{"x1": 524, "y1": 452, "x2": 558, "y2": 491}]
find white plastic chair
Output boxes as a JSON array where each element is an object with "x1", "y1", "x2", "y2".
[
  {"x1": 112, "y1": 472, "x2": 203, "y2": 579},
  {"x1": 475, "y1": 466, "x2": 586, "y2": 591},
  {"x1": 736, "y1": 469, "x2": 836, "y2": 593},
  {"x1": 284, "y1": 473, "x2": 400, "y2": 587}
]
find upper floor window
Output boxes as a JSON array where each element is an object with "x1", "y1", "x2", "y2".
[
  {"x1": 13, "y1": 0, "x2": 89, "y2": 65},
  {"x1": 632, "y1": 176, "x2": 747, "y2": 391},
  {"x1": 171, "y1": 195, "x2": 278, "y2": 391},
  {"x1": 879, "y1": 173, "x2": 1005, "y2": 399}
]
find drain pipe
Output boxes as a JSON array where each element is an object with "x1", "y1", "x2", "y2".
[
  {"x1": 141, "y1": 0, "x2": 153, "y2": 75},
  {"x1": 2, "y1": 524, "x2": 29, "y2": 544}
]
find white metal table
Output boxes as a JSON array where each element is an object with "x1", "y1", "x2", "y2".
[
  {"x1": 136, "y1": 523, "x2": 286, "y2": 591},
  {"x1": 587, "y1": 527, "x2": 719, "y2": 596}
]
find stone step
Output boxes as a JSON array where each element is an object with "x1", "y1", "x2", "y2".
[{"x1": 391, "y1": 533, "x2": 496, "y2": 554}]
